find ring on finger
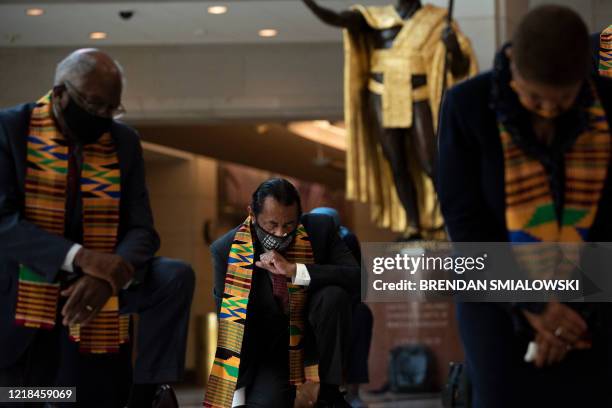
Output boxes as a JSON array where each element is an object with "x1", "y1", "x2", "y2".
[
  {"x1": 554, "y1": 326, "x2": 563, "y2": 337},
  {"x1": 85, "y1": 305, "x2": 94, "y2": 312}
]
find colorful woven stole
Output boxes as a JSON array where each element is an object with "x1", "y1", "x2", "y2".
[
  {"x1": 204, "y1": 217, "x2": 319, "y2": 408},
  {"x1": 500, "y1": 88, "x2": 610, "y2": 277},
  {"x1": 600, "y1": 25, "x2": 612, "y2": 78},
  {"x1": 15, "y1": 93, "x2": 129, "y2": 353}
]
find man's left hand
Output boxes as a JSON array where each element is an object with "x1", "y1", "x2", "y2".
[
  {"x1": 256, "y1": 251, "x2": 297, "y2": 278},
  {"x1": 60, "y1": 275, "x2": 113, "y2": 326}
]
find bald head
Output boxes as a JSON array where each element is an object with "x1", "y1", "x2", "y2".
[{"x1": 54, "y1": 48, "x2": 123, "y2": 88}]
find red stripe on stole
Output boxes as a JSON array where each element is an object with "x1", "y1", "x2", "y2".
[
  {"x1": 226, "y1": 280, "x2": 250, "y2": 290},
  {"x1": 507, "y1": 191, "x2": 550, "y2": 206}
]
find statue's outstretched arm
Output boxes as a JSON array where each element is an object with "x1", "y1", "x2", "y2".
[{"x1": 302, "y1": 0, "x2": 366, "y2": 31}]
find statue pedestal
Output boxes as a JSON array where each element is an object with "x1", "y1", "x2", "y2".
[{"x1": 365, "y1": 301, "x2": 464, "y2": 392}]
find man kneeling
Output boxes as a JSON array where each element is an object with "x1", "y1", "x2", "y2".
[{"x1": 205, "y1": 178, "x2": 360, "y2": 408}]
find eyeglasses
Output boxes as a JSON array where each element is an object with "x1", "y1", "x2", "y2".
[{"x1": 63, "y1": 80, "x2": 126, "y2": 119}]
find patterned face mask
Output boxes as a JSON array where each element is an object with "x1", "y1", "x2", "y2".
[{"x1": 253, "y1": 221, "x2": 296, "y2": 252}]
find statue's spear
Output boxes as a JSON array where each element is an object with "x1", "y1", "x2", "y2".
[
  {"x1": 441, "y1": 0, "x2": 455, "y2": 96},
  {"x1": 432, "y1": 0, "x2": 456, "y2": 230}
]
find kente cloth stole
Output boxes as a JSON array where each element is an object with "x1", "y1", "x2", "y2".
[
  {"x1": 600, "y1": 25, "x2": 612, "y2": 78},
  {"x1": 204, "y1": 217, "x2": 318, "y2": 408},
  {"x1": 15, "y1": 93, "x2": 128, "y2": 353},
  {"x1": 500, "y1": 88, "x2": 610, "y2": 277}
]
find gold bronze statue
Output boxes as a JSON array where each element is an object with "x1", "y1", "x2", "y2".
[{"x1": 304, "y1": 0, "x2": 478, "y2": 237}]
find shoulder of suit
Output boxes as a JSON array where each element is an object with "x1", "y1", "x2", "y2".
[
  {"x1": 301, "y1": 213, "x2": 335, "y2": 235},
  {"x1": 111, "y1": 121, "x2": 141, "y2": 148},
  {"x1": 0, "y1": 103, "x2": 34, "y2": 120},
  {"x1": 446, "y1": 71, "x2": 492, "y2": 107},
  {"x1": 0, "y1": 103, "x2": 36, "y2": 136},
  {"x1": 211, "y1": 226, "x2": 242, "y2": 255}
]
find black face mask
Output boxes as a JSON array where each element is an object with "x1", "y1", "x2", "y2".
[
  {"x1": 254, "y1": 222, "x2": 296, "y2": 252},
  {"x1": 60, "y1": 96, "x2": 112, "y2": 144}
]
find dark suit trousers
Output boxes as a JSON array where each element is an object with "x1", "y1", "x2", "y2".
[
  {"x1": 245, "y1": 285, "x2": 352, "y2": 407},
  {"x1": 346, "y1": 302, "x2": 373, "y2": 384},
  {"x1": 0, "y1": 257, "x2": 194, "y2": 408},
  {"x1": 121, "y1": 257, "x2": 195, "y2": 384}
]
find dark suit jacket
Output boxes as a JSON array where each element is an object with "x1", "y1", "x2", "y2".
[
  {"x1": 436, "y1": 73, "x2": 612, "y2": 406},
  {"x1": 210, "y1": 213, "x2": 360, "y2": 387},
  {"x1": 436, "y1": 73, "x2": 612, "y2": 243},
  {"x1": 437, "y1": 72, "x2": 612, "y2": 322},
  {"x1": 0, "y1": 103, "x2": 160, "y2": 369}
]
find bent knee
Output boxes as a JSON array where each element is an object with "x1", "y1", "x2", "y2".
[
  {"x1": 310, "y1": 285, "x2": 351, "y2": 310},
  {"x1": 153, "y1": 257, "x2": 195, "y2": 293}
]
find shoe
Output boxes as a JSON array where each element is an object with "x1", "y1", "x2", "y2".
[
  {"x1": 345, "y1": 393, "x2": 367, "y2": 408},
  {"x1": 152, "y1": 384, "x2": 179, "y2": 408}
]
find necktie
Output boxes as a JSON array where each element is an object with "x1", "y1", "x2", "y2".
[{"x1": 271, "y1": 273, "x2": 289, "y2": 310}]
